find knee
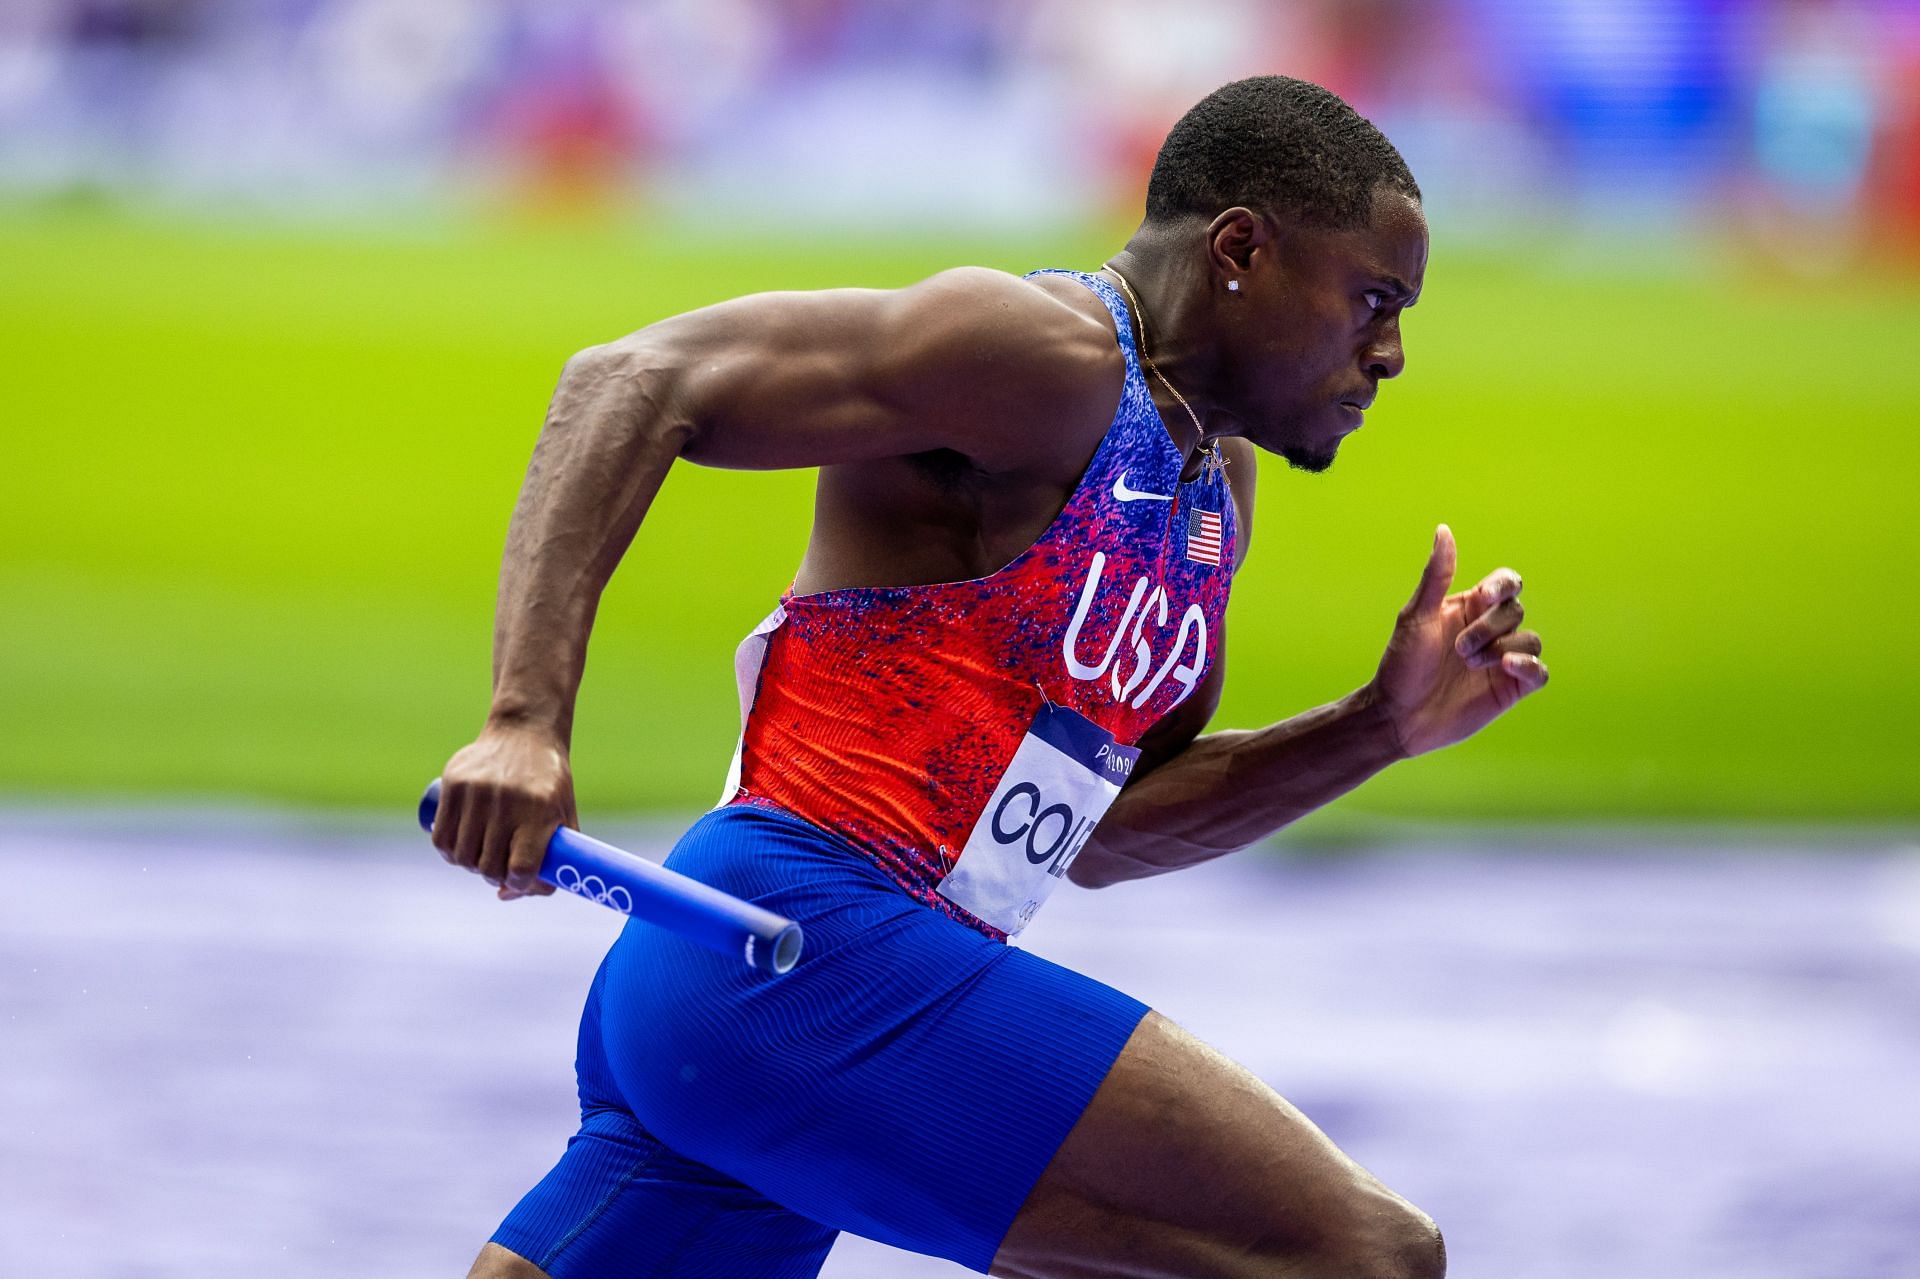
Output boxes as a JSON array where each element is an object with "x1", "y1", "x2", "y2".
[
  {"x1": 1372, "y1": 1204, "x2": 1446, "y2": 1279},
  {"x1": 1321, "y1": 1197, "x2": 1446, "y2": 1279},
  {"x1": 1263, "y1": 1191, "x2": 1445, "y2": 1279}
]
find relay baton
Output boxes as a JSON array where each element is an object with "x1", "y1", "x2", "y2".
[{"x1": 418, "y1": 779, "x2": 802, "y2": 974}]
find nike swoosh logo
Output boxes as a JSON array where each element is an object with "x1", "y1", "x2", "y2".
[{"x1": 1112, "y1": 472, "x2": 1173, "y2": 503}]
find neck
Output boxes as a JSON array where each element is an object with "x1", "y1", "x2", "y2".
[{"x1": 1102, "y1": 229, "x2": 1222, "y2": 463}]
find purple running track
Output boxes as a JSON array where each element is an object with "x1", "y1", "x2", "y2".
[{"x1": 2, "y1": 810, "x2": 1917, "y2": 1277}]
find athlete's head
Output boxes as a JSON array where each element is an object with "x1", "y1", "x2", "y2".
[{"x1": 1145, "y1": 76, "x2": 1428, "y2": 472}]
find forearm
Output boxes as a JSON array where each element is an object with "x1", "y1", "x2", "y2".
[
  {"x1": 1073, "y1": 686, "x2": 1405, "y2": 887},
  {"x1": 486, "y1": 341, "x2": 691, "y2": 744}
]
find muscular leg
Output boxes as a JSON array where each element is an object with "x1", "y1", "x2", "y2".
[{"x1": 991, "y1": 1013, "x2": 1445, "y2": 1279}]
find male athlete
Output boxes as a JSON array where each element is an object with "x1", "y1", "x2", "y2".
[{"x1": 430, "y1": 76, "x2": 1546, "y2": 1278}]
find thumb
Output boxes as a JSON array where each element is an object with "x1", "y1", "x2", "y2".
[{"x1": 1404, "y1": 524, "x2": 1456, "y2": 616}]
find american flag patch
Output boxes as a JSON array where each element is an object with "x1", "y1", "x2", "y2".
[{"x1": 1186, "y1": 507, "x2": 1223, "y2": 567}]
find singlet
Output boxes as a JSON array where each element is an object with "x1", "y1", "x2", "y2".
[{"x1": 722, "y1": 270, "x2": 1238, "y2": 940}]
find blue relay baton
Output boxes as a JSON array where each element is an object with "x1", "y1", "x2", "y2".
[{"x1": 418, "y1": 779, "x2": 802, "y2": 974}]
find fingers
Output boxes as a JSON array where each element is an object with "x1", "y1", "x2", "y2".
[
  {"x1": 457, "y1": 795, "x2": 558, "y2": 893},
  {"x1": 452, "y1": 788, "x2": 486, "y2": 874},
  {"x1": 431, "y1": 783, "x2": 490, "y2": 875},
  {"x1": 471, "y1": 811, "x2": 557, "y2": 898},
  {"x1": 504, "y1": 823, "x2": 555, "y2": 897},
  {"x1": 429, "y1": 723, "x2": 574, "y2": 899},
  {"x1": 1404, "y1": 523, "x2": 1456, "y2": 617},
  {"x1": 499, "y1": 877, "x2": 555, "y2": 901},
  {"x1": 1456, "y1": 600, "x2": 1529, "y2": 666},
  {"x1": 1460, "y1": 565, "x2": 1523, "y2": 621},
  {"x1": 1497, "y1": 650, "x2": 1549, "y2": 695},
  {"x1": 1477, "y1": 629, "x2": 1543, "y2": 667},
  {"x1": 428, "y1": 760, "x2": 570, "y2": 897},
  {"x1": 478, "y1": 809, "x2": 515, "y2": 886}
]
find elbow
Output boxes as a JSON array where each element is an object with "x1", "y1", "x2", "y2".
[
  {"x1": 1067, "y1": 845, "x2": 1135, "y2": 890},
  {"x1": 560, "y1": 341, "x2": 611, "y2": 380},
  {"x1": 553, "y1": 342, "x2": 626, "y2": 408},
  {"x1": 557, "y1": 340, "x2": 636, "y2": 395},
  {"x1": 557, "y1": 339, "x2": 650, "y2": 397},
  {"x1": 554, "y1": 339, "x2": 696, "y2": 451},
  {"x1": 1066, "y1": 861, "x2": 1107, "y2": 890},
  {"x1": 1069, "y1": 830, "x2": 1242, "y2": 888}
]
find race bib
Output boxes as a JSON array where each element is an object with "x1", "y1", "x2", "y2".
[{"x1": 936, "y1": 701, "x2": 1139, "y2": 936}]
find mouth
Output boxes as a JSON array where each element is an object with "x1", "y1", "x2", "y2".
[{"x1": 1337, "y1": 390, "x2": 1376, "y2": 429}]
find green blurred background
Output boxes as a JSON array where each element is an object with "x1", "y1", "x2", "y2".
[{"x1": 6, "y1": 206, "x2": 1916, "y2": 823}]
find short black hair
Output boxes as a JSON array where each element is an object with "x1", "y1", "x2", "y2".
[{"x1": 1145, "y1": 76, "x2": 1419, "y2": 230}]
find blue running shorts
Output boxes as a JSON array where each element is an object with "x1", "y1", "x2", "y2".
[{"x1": 490, "y1": 803, "x2": 1150, "y2": 1277}]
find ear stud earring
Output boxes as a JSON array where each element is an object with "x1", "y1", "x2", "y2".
[{"x1": 1227, "y1": 280, "x2": 1241, "y2": 293}]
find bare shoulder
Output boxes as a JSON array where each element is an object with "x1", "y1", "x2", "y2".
[
  {"x1": 872, "y1": 267, "x2": 1125, "y2": 472},
  {"x1": 887, "y1": 266, "x2": 1117, "y2": 360},
  {"x1": 632, "y1": 263, "x2": 1124, "y2": 475}
]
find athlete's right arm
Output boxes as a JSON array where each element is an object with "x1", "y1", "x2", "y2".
[{"x1": 429, "y1": 269, "x2": 1116, "y2": 897}]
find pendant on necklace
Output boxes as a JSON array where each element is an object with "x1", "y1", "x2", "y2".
[{"x1": 1202, "y1": 443, "x2": 1229, "y2": 480}]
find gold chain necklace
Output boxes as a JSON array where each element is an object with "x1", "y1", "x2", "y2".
[{"x1": 1101, "y1": 264, "x2": 1227, "y2": 479}]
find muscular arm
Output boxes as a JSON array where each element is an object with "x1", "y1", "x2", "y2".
[
  {"x1": 435, "y1": 268, "x2": 1118, "y2": 892},
  {"x1": 1070, "y1": 680, "x2": 1403, "y2": 889},
  {"x1": 1071, "y1": 453, "x2": 1548, "y2": 889},
  {"x1": 487, "y1": 268, "x2": 1113, "y2": 741}
]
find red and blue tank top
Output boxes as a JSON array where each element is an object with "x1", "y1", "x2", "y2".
[{"x1": 722, "y1": 270, "x2": 1238, "y2": 940}]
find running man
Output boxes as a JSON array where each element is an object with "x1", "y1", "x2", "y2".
[{"x1": 431, "y1": 76, "x2": 1546, "y2": 1279}]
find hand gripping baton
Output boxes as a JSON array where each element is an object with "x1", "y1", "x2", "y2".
[{"x1": 418, "y1": 780, "x2": 802, "y2": 974}]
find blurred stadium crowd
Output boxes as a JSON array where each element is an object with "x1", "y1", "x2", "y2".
[{"x1": 2, "y1": 0, "x2": 1917, "y2": 251}]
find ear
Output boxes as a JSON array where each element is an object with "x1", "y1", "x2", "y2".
[{"x1": 1206, "y1": 207, "x2": 1273, "y2": 291}]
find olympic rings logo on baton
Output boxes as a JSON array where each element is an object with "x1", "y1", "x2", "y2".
[{"x1": 554, "y1": 863, "x2": 634, "y2": 914}]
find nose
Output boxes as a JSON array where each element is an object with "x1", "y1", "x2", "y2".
[{"x1": 1364, "y1": 319, "x2": 1406, "y2": 381}]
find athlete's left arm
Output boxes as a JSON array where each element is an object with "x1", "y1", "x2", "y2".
[{"x1": 1071, "y1": 447, "x2": 1549, "y2": 889}]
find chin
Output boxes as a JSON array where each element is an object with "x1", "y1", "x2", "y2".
[
  {"x1": 1257, "y1": 404, "x2": 1348, "y2": 474},
  {"x1": 1279, "y1": 442, "x2": 1340, "y2": 474}
]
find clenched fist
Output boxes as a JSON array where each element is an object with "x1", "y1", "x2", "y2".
[{"x1": 429, "y1": 719, "x2": 577, "y2": 900}]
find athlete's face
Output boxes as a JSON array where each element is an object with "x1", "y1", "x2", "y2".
[{"x1": 1216, "y1": 187, "x2": 1428, "y2": 472}]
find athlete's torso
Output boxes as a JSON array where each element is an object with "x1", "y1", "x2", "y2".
[{"x1": 723, "y1": 270, "x2": 1239, "y2": 939}]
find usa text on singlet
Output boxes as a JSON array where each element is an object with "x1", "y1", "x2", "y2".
[{"x1": 720, "y1": 270, "x2": 1238, "y2": 940}]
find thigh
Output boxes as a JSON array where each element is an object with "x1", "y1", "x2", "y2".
[
  {"x1": 592, "y1": 807, "x2": 1151, "y2": 1272},
  {"x1": 991, "y1": 1012, "x2": 1440, "y2": 1279},
  {"x1": 485, "y1": 1108, "x2": 838, "y2": 1279}
]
